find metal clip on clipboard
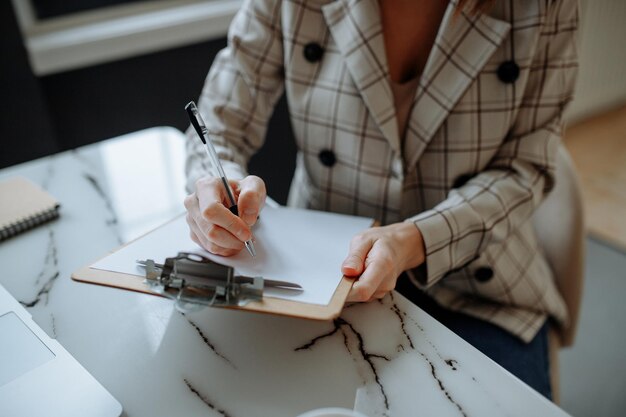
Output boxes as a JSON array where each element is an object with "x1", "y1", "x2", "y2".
[{"x1": 137, "y1": 252, "x2": 302, "y2": 312}]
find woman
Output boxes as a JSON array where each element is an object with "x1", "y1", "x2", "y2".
[{"x1": 183, "y1": 0, "x2": 578, "y2": 399}]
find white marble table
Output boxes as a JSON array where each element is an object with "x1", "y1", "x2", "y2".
[{"x1": 0, "y1": 127, "x2": 571, "y2": 417}]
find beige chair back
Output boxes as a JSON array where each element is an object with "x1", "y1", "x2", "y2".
[{"x1": 532, "y1": 144, "x2": 585, "y2": 347}]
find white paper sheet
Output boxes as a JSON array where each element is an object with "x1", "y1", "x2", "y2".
[{"x1": 91, "y1": 206, "x2": 373, "y2": 305}]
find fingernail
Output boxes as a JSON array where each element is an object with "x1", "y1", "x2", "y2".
[
  {"x1": 244, "y1": 209, "x2": 256, "y2": 216},
  {"x1": 237, "y1": 229, "x2": 250, "y2": 240},
  {"x1": 343, "y1": 261, "x2": 357, "y2": 270}
]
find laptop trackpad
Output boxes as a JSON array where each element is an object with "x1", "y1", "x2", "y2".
[{"x1": 0, "y1": 312, "x2": 55, "y2": 387}]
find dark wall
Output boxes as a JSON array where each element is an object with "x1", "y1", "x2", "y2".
[
  {"x1": 1, "y1": 3, "x2": 297, "y2": 203},
  {"x1": 0, "y1": 1, "x2": 58, "y2": 167},
  {"x1": 40, "y1": 38, "x2": 228, "y2": 150}
]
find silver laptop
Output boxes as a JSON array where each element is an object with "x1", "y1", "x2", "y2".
[{"x1": 0, "y1": 283, "x2": 122, "y2": 417}]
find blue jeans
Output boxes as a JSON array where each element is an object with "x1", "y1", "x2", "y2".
[{"x1": 396, "y1": 277, "x2": 552, "y2": 400}]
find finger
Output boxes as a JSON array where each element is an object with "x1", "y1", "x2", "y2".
[
  {"x1": 208, "y1": 245, "x2": 240, "y2": 257},
  {"x1": 195, "y1": 177, "x2": 226, "y2": 204},
  {"x1": 188, "y1": 187, "x2": 250, "y2": 255},
  {"x1": 203, "y1": 202, "x2": 252, "y2": 242},
  {"x1": 190, "y1": 226, "x2": 240, "y2": 256},
  {"x1": 190, "y1": 228, "x2": 203, "y2": 248},
  {"x1": 185, "y1": 184, "x2": 230, "y2": 236},
  {"x1": 188, "y1": 204, "x2": 244, "y2": 252},
  {"x1": 186, "y1": 187, "x2": 244, "y2": 256},
  {"x1": 237, "y1": 176, "x2": 266, "y2": 226},
  {"x1": 346, "y1": 249, "x2": 393, "y2": 302},
  {"x1": 206, "y1": 224, "x2": 245, "y2": 251},
  {"x1": 185, "y1": 195, "x2": 215, "y2": 242},
  {"x1": 183, "y1": 193, "x2": 198, "y2": 211},
  {"x1": 189, "y1": 230, "x2": 210, "y2": 252},
  {"x1": 367, "y1": 291, "x2": 389, "y2": 302},
  {"x1": 342, "y1": 233, "x2": 372, "y2": 277},
  {"x1": 196, "y1": 184, "x2": 252, "y2": 243},
  {"x1": 185, "y1": 196, "x2": 212, "y2": 253},
  {"x1": 187, "y1": 213, "x2": 212, "y2": 251}
]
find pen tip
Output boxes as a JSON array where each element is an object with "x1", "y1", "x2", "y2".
[{"x1": 246, "y1": 241, "x2": 256, "y2": 257}]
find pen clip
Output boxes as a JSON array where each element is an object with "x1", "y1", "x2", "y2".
[{"x1": 185, "y1": 102, "x2": 208, "y2": 144}]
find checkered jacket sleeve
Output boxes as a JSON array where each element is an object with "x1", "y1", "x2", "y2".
[
  {"x1": 185, "y1": 0, "x2": 284, "y2": 193},
  {"x1": 408, "y1": 0, "x2": 579, "y2": 288}
]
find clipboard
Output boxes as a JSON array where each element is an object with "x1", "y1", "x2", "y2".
[{"x1": 72, "y1": 207, "x2": 373, "y2": 321}]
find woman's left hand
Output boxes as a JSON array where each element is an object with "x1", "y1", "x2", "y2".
[{"x1": 342, "y1": 222, "x2": 426, "y2": 302}]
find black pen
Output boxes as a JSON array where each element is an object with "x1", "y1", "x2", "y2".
[{"x1": 185, "y1": 101, "x2": 256, "y2": 257}]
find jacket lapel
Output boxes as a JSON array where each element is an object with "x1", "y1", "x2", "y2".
[
  {"x1": 322, "y1": 0, "x2": 401, "y2": 153},
  {"x1": 404, "y1": 1, "x2": 511, "y2": 168}
]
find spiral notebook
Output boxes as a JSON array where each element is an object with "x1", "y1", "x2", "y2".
[{"x1": 0, "y1": 177, "x2": 60, "y2": 241}]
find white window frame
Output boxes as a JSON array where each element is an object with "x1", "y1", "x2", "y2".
[{"x1": 11, "y1": 0, "x2": 241, "y2": 76}]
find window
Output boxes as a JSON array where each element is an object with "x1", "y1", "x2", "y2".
[
  {"x1": 31, "y1": 0, "x2": 152, "y2": 19},
  {"x1": 12, "y1": 0, "x2": 241, "y2": 76}
]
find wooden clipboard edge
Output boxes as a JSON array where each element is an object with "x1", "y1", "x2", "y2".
[
  {"x1": 71, "y1": 211, "x2": 371, "y2": 321},
  {"x1": 71, "y1": 264, "x2": 354, "y2": 321},
  {"x1": 72, "y1": 265, "x2": 163, "y2": 297},
  {"x1": 71, "y1": 214, "x2": 186, "y2": 296}
]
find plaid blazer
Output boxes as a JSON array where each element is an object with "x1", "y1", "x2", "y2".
[{"x1": 186, "y1": 0, "x2": 579, "y2": 342}]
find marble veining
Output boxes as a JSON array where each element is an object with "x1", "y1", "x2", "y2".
[
  {"x1": 70, "y1": 148, "x2": 100, "y2": 173},
  {"x1": 82, "y1": 172, "x2": 117, "y2": 226},
  {"x1": 19, "y1": 271, "x2": 59, "y2": 308},
  {"x1": 50, "y1": 313, "x2": 57, "y2": 339},
  {"x1": 40, "y1": 158, "x2": 55, "y2": 191},
  {"x1": 20, "y1": 229, "x2": 60, "y2": 308},
  {"x1": 184, "y1": 378, "x2": 233, "y2": 417},
  {"x1": 182, "y1": 313, "x2": 236, "y2": 369},
  {"x1": 81, "y1": 172, "x2": 122, "y2": 243},
  {"x1": 361, "y1": 295, "x2": 470, "y2": 416},
  {"x1": 419, "y1": 348, "x2": 468, "y2": 417},
  {"x1": 35, "y1": 229, "x2": 58, "y2": 285},
  {"x1": 384, "y1": 295, "x2": 416, "y2": 350},
  {"x1": 71, "y1": 148, "x2": 123, "y2": 243},
  {"x1": 296, "y1": 316, "x2": 392, "y2": 412},
  {"x1": 0, "y1": 128, "x2": 572, "y2": 417},
  {"x1": 383, "y1": 295, "x2": 469, "y2": 416}
]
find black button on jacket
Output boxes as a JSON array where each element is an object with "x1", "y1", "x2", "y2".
[
  {"x1": 304, "y1": 42, "x2": 324, "y2": 63},
  {"x1": 474, "y1": 267, "x2": 494, "y2": 282},
  {"x1": 497, "y1": 60, "x2": 520, "y2": 84},
  {"x1": 318, "y1": 150, "x2": 336, "y2": 167}
]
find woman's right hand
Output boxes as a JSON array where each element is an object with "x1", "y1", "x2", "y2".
[{"x1": 184, "y1": 175, "x2": 266, "y2": 256}]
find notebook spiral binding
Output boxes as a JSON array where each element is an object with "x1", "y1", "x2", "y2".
[{"x1": 0, "y1": 205, "x2": 60, "y2": 241}]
